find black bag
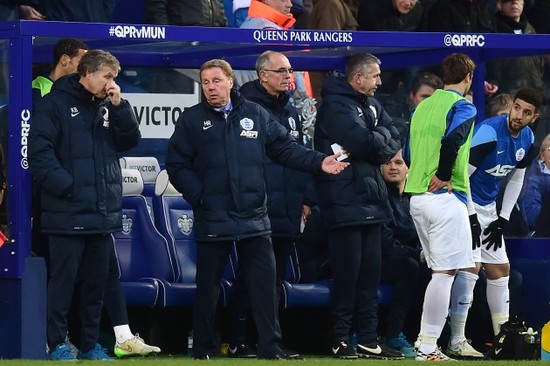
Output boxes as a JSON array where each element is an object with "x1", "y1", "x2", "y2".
[{"x1": 489, "y1": 316, "x2": 541, "y2": 360}]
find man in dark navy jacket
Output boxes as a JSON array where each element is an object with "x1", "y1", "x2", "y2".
[
  {"x1": 29, "y1": 50, "x2": 141, "y2": 361},
  {"x1": 228, "y1": 50, "x2": 315, "y2": 358},
  {"x1": 314, "y1": 53, "x2": 402, "y2": 360},
  {"x1": 166, "y1": 58, "x2": 348, "y2": 360}
]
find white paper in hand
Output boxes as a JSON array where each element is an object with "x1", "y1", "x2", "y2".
[{"x1": 331, "y1": 143, "x2": 348, "y2": 161}]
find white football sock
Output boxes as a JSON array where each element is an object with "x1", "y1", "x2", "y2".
[
  {"x1": 418, "y1": 273, "x2": 455, "y2": 354},
  {"x1": 487, "y1": 276, "x2": 509, "y2": 335},
  {"x1": 449, "y1": 270, "x2": 478, "y2": 346},
  {"x1": 114, "y1": 324, "x2": 134, "y2": 343}
]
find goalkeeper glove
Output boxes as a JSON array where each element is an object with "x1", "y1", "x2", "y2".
[{"x1": 483, "y1": 216, "x2": 508, "y2": 251}]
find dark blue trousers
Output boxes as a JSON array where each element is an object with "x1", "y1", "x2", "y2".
[
  {"x1": 328, "y1": 224, "x2": 382, "y2": 345},
  {"x1": 193, "y1": 235, "x2": 282, "y2": 358},
  {"x1": 47, "y1": 234, "x2": 110, "y2": 352}
]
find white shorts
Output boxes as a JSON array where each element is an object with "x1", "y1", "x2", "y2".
[
  {"x1": 473, "y1": 202, "x2": 509, "y2": 264},
  {"x1": 410, "y1": 193, "x2": 474, "y2": 271}
]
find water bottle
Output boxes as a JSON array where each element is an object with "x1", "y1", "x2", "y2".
[
  {"x1": 542, "y1": 322, "x2": 550, "y2": 360},
  {"x1": 187, "y1": 329, "x2": 194, "y2": 357}
]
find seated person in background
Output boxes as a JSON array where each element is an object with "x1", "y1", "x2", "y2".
[
  {"x1": 487, "y1": 93, "x2": 513, "y2": 117},
  {"x1": 357, "y1": 0, "x2": 424, "y2": 31},
  {"x1": 490, "y1": 0, "x2": 544, "y2": 96},
  {"x1": 426, "y1": 0, "x2": 499, "y2": 96},
  {"x1": 145, "y1": 0, "x2": 227, "y2": 26},
  {"x1": 224, "y1": 0, "x2": 251, "y2": 27},
  {"x1": 236, "y1": 0, "x2": 314, "y2": 145},
  {"x1": 383, "y1": 71, "x2": 442, "y2": 142},
  {"x1": 357, "y1": 0, "x2": 425, "y2": 102},
  {"x1": 520, "y1": 133, "x2": 550, "y2": 237},
  {"x1": 379, "y1": 149, "x2": 427, "y2": 358},
  {"x1": 308, "y1": 0, "x2": 358, "y2": 107}
]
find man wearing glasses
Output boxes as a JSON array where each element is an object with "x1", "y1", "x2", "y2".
[
  {"x1": 227, "y1": 51, "x2": 312, "y2": 358},
  {"x1": 236, "y1": 0, "x2": 313, "y2": 108}
]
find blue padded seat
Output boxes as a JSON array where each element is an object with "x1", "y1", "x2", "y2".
[
  {"x1": 281, "y1": 242, "x2": 332, "y2": 308},
  {"x1": 280, "y1": 242, "x2": 392, "y2": 308},
  {"x1": 113, "y1": 168, "x2": 176, "y2": 307},
  {"x1": 153, "y1": 170, "x2": 235, "y2": 307}
]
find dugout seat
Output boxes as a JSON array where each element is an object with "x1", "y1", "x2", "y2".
[
  {"x1": 119, "y1": 156, "x2": 161, "y2": 218},
  {"x1": 112, "y1": 168, "x2": 176, "y2": 307},
  {"x1": 281, "y1": 242, "x2": 332, "y2": 308},
  {"x1": 281, "y1": 238, "x2": 392, "y2": 308},
  {"x1": 153, "y1": 170, "x2": 236, "y2": 307}
]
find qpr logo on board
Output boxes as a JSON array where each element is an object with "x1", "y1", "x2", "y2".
[
  {"x1": 444, "y1": 34, "x2": 485, "y2": 47},
  {"x1": 122, "y1": 214, "x2": 133, "y2": 235},
  {"x1": 177, "y1": 214, "x2": 194, "y2": 235}
]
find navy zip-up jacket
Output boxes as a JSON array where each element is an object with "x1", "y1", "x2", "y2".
[
  {"x1": 166, "y1": 88, "x2": 326, "y2": 242},
  {"x1": 239, "y1": 79, "x2": 316, "y2": 239},
  {"x1": 314, "y1": 73, "x2": 400, "y2": 229},
  {"x1": 29, "y1": 74, "x2": 141, "y2": 234}
]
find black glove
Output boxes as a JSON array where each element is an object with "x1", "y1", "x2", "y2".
[
  {"x1": 483, "y1": 216, "x2": 509, "y2": 251},
  {"x1": 469, "y1": 214, "x2": 481, "y2": 250}
]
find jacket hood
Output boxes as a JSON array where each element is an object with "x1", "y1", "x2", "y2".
[
  {"x1": 321, "y1": 73, "x2": 369, "y2": 104},
  {"x1": 240, "y1": 79, "x2": 290, "y2": 111},
  {"x1": 51, "y1": 73, "x2": 105, "y2": 104}
]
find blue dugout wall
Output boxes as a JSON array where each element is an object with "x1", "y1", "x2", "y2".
[{"x1": 0, "y1": 20, "x2": 549, "y2": 358}]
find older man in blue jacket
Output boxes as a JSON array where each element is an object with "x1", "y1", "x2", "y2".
[
  {"x1": 166, "y1": 58, "x2": 347, "y2": 360},
  {"x1": 29, "y1": 49, "x2": 140, "y2": 361}
]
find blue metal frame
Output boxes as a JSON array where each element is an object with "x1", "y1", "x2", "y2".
[{"x1": 0, "y1": 27, "x2": 33, "y2": 279}]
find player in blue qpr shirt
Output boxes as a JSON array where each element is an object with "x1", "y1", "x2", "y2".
[{"x1": 445, "y1": 87, "x2": 542, "y2": 360}]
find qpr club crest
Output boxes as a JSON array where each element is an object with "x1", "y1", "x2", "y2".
[
  {"x1": 515, "y1": 148, "x2": 525, "y2": 162},
  {"x1": 122, "y1": 214, "x2": 132, "y2": 235},
  {"x1": 240, "y1": 117, "x2": 254, "y2": 130},
  {"x1": 177, "y1": 214, "x2": 194, "y2": 236},
  {"x1": 239, "y1": 117, "x2": 258, "y2": 139}
]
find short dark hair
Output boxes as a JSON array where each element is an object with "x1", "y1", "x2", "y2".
[
  {"x1": 52, "y1": 38, "x2": 88, "y2": 66},
  {"x1": 441, "y1": 53, "x2": 476, "y2": 85},
  {"x1": 514, "y1": 87, "x2": 543, "y2": 113}
]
